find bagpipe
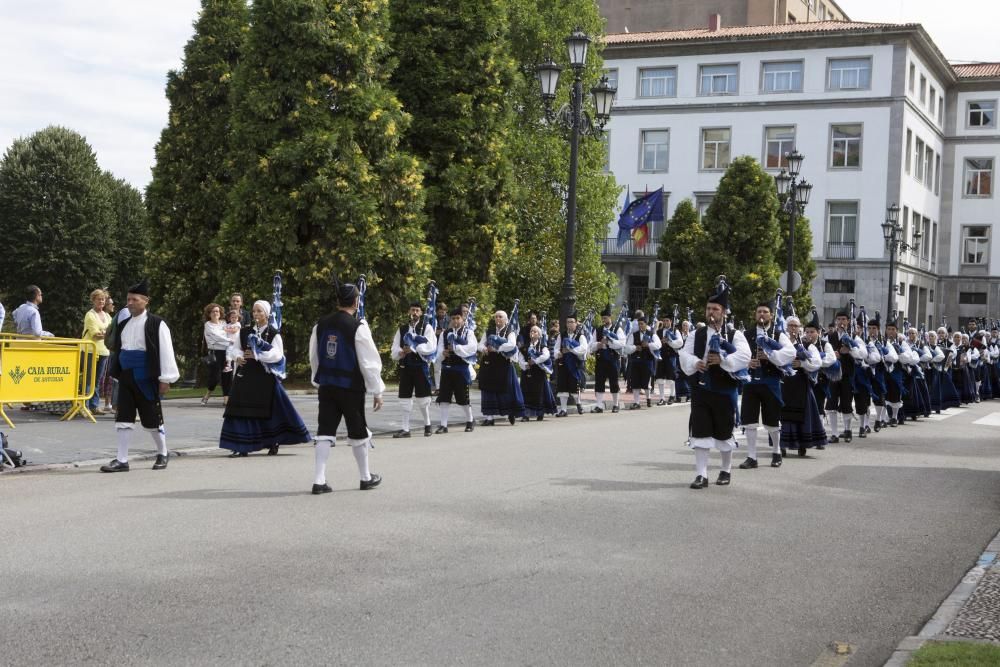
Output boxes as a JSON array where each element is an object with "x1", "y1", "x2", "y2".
[
  {"x1": 839, "y1": 298, "x2": 859, "y2": 351},
  {"x1": 529, "y1": 310, "x2": 554, "y2": 374},
  {"x1": 701, "y1": 275, "x2": 750, "y2": 386},
  {"x1": 247, "y1": 271, "x2": 287, "y2": 380},
  {"x1": 580, "y1": 308, "x2": 596, "y2": 342},
  {"x1": 646, "y1": 302, "x2": 662, "y2": 360},
  {"x1": 404, "y1": 280, "x2": 438, "y2": 364},
  {"x1": 487, "y1": 298, "x2": 520, "y2": 360},
  {"x1": 447, "y1": 297, "x2": 478, "y2": 363},
  {"x1": 356, "y1": 274, "x2": 367, "y2": 323},
  {"x1": 755, "y1": 288, "x2": 795, "y2": 377}
]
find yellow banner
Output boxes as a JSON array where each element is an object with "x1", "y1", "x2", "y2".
[{"x1": 0, "y1": 336, "x2": 98, "y2": 427}]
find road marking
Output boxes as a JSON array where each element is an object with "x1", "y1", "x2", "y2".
[
  {"x1": 808, "y1": 641, "x2": 855, "y2": 667},
  {"x1": 923, "y1": 411, "x2": 959, "y2": 421},
  {"x1": 973, "y1": 412, "x2": 1000, "y2": 426}
]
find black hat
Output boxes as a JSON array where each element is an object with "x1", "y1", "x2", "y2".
[
  {"x1": 707, "y1": 278, "x2": 730, "y2": 311},
  {"x1": 636, "y1": 315, "x2": 647, "y2": 323},
  {"x1": 856, "y1": 311, "x2": 866, "y2": 326},
  {"x1": 805, "y1": 308, "x2": 821, "y2": 330},
  {"x1": 600, "y1": 304, "x2": 612, "y2": 317},
  {"x1": 449, "y1": 307, "x2": 463, "y2": 317},
  {"x1": 886, "y1": 316, "x2": 898, "y2": 329},
  {"x1": 835, "y1": 308, "x2": 849, "y2": 319},
  {"x1": 756, "y1": 300, "x2": 773, "y2": 311},
  {"x1": 567, "y1": 310, "x2": 578, "y2": 320},
  {"x1": 662, "y1": 312, "x2": 673, "y2": 321},
  {"x1": 408, "y1": 301, "x2": 422, "y2": 309},
  {"x1": 868, "y1": 311, "x2": 882, "y2": 327},
  {"x1": 127, "y1": 279, "x2": 149, "y2": 296},
  {"x1": 336, "y1": 282, "x2": 359, "y2": 307}
]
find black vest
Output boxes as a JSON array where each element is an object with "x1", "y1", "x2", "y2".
[
  {"x1": 397, "y1": 323, "x2": 426, "y2": 368},
  {"x1": 747, "y1": 329, "x2": 782, "y2": 377},
  {"x1": 109, "y1": 312, "x2": 164, "y2": 382},
  {"x1": 313, "y1": 311, "x2": 364, "y2": 391},
  {"x1": 630, "y1": 331, "x2": 654, "y2": 362},
  {"x1": 693, "y1": 326, "x2": 738, "y2": 390}
]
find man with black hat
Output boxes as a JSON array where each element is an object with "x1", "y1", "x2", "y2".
[
  {"x1": 679, "y1": 279, "x2": 751, "y2": 489},
  {"x1": 390, "y1": 301, "x2": 437, "y2": 438},
  {"x1": 882, "y1": 317, "x2": 907, "y2": 425},
  {"x1": 655, "y1": 312, "x2": 683, "y2": 405},
  {"x1": 737, "y1": 300, "x2": 795, "y2": 470},
  {"x1": 589, "y1": 305, "x2": 625, "y2": 413},
  {"x1": 434, "y1": 307, "x2": 478, "y2": 433},
  {"x1": 100, "y1": 279, "x2": 179, "y2": 473},
  {"x1": 554, "y1": 312, "x2": 589, "y2": 417},
  {"x1": 624, "y1": 315, "x2": 661, "y2": 409},
  {"x1": 309, "y1": 280, "x2": 385, "y2": 494}
]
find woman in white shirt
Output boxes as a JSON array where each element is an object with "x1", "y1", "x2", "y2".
[{"x1": 202, "y1": 303, "x2": 232, "y2": 405}]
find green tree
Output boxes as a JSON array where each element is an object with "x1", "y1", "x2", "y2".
[
  {"x1": 221, "y1": 0, "x2": 431, "y2": 371},
  {"x1": 656, "y1": 199, "x2": 711, "y2": 313},
  {"x1": 146, "y1": 0, "x2": 248, "y2": 369},
  {"x1": 775, "y1": 205, "x2": 817, "y2": 315},
  {"x1": 102, "y1": 172, "x2": 150, "y2": 301},
  {"x1": 389, "y1": 0, "x2": 517, "y2": 315},
  {"x1": 0, "y1": 126, "x2": 113, "y2": 336},
  {"x1": 701, "y1": 156, "x2": 782, "y2": 323},
  {"x1": 494, "y1": 0, "x2": 619, "y2": 321}
]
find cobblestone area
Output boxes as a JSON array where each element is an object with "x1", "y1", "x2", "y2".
[{"x1": 945, "y1": 566, "x2": 1000, "y2": 643}]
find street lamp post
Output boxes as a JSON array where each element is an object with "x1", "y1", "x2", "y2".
[
  {"x1": 774, "y1": 151, "x2": 813, "y2": 296},
  {"x1": 536, "y1": 29, "x2": 616, "y2": 333},
  {"x1": 881, "y1": 203, "x2": 921, "y2": 321}
]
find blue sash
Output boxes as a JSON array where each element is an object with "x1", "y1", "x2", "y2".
[{"x1": 120, "y1": 350, "x2": 156, "y2": 401}]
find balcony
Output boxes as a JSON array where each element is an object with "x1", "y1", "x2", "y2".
[
  {"x1": 826, "y1": 241, "x2": 856, "y2": 260},
  {"x1": 600, "y1": 237, "x2": 661, "y2": 259}
]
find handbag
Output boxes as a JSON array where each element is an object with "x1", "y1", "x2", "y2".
[{"x1": 201, "y1": 338, "x2": 215, "y2": 366}]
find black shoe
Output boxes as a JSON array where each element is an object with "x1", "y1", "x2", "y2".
[
  {"x1": 874, "y1": 420, "x2": 882, "y2": 432},
  {"x1": 864, "y1": 425, "x2": 872, "y2": 434},
  {"x1": 100, "y1": 459, "x2": 129, "y2": 473},
  {"x1": 667, "y1": 397, "x2": 676, "y2": 405},
  {"x1": 611, "y1": 405, "x2": 620, "y2": 413},
  {"x1": 591, "y1": 406, "x2": 604, "y2": 414},
  {"x1": 842, "y1": 430, "x2": 853, "y2": 443},
  {"x1": 482, "y1": 419, "x2": 495, "y2": 426},
  {"x1": 312, "y1": 483, "x2": 333, "y2": 495},
  {"x1": 238, "y1": 452, "x2": 249, "y2": 457},
  {"x1": 685, "y1": 396, "x2": 690, "y2": 403},
  {"x1": 858, "y1": 429, "x2": 867, "y2": 439},
  {"x1": 152, "y1": 454, "x2": 169, "y2": 470},
  {"x1": 690, "y1": 475, "x2": 709, "y2": 489},
  {"x1": 556, "y1": 410, "x2": 568, "y2": 418},
  {"x1": 738, "y1": 457, "x2": 758, "y2": 470},
  {"x1": 508, "y1": 415, "x2": 517, "y2": 425},
  {"x1": 780, "y1": 446, "x2": 787, "y2": 458},
  {"x1": 424, "y1": 425, "x2": 433, "y2": 437},
  {"x1": 815, "y1": 443, "x2": 826, "y2": 450},
  {"x1": 577, "y1": 404, "x2": 584, "y2": 415},
  {"x1": 520, "y1": 416, "x2": 530, "y2": 422},
  {"x1": 267, "y1": 444, "x2": 279, "y2": 455},
  {"x1": 629, "y1": 403, "x2": 641, "y2": 410},
  {"x1": 646, "y1": 398, "x2": 652, "y2": 408},
  {"x1": 798, "y1": 447, "x2": 807, "y2": 457},
  {"x1": 435, "y1": 425, "x2": 449, "y2": 434},
  {"x1": 935, "y1": 410, "x2": 941, "y2": 415},
  {"x1": 656, "y1": 399, "x2": 667, "y2": 406},
  {"x1": 360, "y1": 473, "x2": 382, "y2": 490},
  {"x1": 536, "y1": 415, "x2": 544, "y2": 421},
  {"x1": 392, "y1": 430, "x2": 411, "y2": 439},
  {"x1": 771, "y1": 453, "x2": 783, "y2": 468},
  {"x1": 828, "y1": 434, "x2": 840, "y2": 443},
  {"x1": 228, "y1": 452, "x2": 241, "y2": 458},
  {"x1": 896, "y1": 416, "x2": 905, "y2": 426},
  {"x1": 715, "y1": 471, "x2": 731, "y2": 486},
  {"x1": 464, "y1": 422, "x2": 474, "y2": 432}
]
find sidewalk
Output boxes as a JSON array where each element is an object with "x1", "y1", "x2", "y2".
[{"x1": 885, "y1": 529, "x2": 1000, "y2": 665}]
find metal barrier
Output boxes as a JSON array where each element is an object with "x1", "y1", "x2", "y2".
[{"x1": 0, "y1": 333, "x2": 99, "y2": 428}]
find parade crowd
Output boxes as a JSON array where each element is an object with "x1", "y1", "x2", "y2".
[{"x1": 11, "y1": 273, "x2": 999, "y2": 493}]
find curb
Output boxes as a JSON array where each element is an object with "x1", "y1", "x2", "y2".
[{"x1": 884, "y1": 530, "x2": 1000, "y2": 666}]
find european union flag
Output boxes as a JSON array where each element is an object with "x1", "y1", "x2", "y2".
[{"x1": 616, "y1": 187, "x2": 664, "y2": 247}]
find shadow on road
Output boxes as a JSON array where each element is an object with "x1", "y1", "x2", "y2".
[
  {"x1": 125, "y1": 488, "x2": 320, "y2": 500},
  {"x1": 553, "y1": 477, "x2": 691, "y2": 491}
]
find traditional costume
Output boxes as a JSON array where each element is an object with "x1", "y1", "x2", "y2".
[
  {"x1": 478, "y1": 312, "x2": 526, "y2": 425},
  {"x1": 519, "y1": 326, "x2": 557, "y2": 420},
  {"x1": 589, "y1": 306, "x2": 625, "y2": 413},
  {"x1": 435, "y1": 308, "x2": 478, "y2": 433},
  {"x1": 554, "y1": 313, "x2": 588, "y2": 417},
  {"x1": 655, "y1": 316, "x2": 683, "y2": 405},
  {"x1": 624, "y1": 318, "x2": 661, "y2": 409},
  {"x1": 390, "y1": 304, "x2": 437, "y2": 438},
  {"x1": 779, "y1": 314, "x2": 828, "y2": 456}
]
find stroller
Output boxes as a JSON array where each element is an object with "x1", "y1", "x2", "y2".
[{"x1": 1, "y1": 432, "x2": 26, "y2": 470}]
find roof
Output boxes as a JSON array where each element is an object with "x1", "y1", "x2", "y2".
[
  {"x1": 953, "y1": 63, "x2": 1000, "y2": 79},
  {"x1": 603, "y1": 20, "x2": 921, "y2": 46}
]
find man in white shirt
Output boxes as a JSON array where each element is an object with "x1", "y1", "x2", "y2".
[{"x1": 11, "y1": 285, "x2": 53, "y2": 337}]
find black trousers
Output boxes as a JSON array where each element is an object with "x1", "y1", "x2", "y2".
[
  {"x1": 437, "y1": 369, "x2": 470, "y2": 405},
  {"x1": 317, "y1": 385, "x2": 368, "y2": 440},
  {"x1": 398, "y1": 363, "x2": 431, "y2": 399},
  {"x1": 206, "y1": 349, "x2": 232, "y2": 396},
  {"x1": 594, "y1": 359, "x2": 620, "y2": 393},
  {"x1": 115, "y1": 370, "x2": 163, "y2": 429},
  {"x1": 740, "y1": 383, "x2": 781, "y2": 427},
  {"x1": 690, "y1": 387, "x2": 737, "y2": 440}
]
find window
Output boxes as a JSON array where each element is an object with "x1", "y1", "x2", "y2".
[
  {"x1": 935, "y1": 154, "x2": 941, "y2": 195},
  {"x1": 908, "y1": 210, "x2": 919, "y2": 254},
  {"x1": 909, "y1": 64, "x2": 915, "y2": 92},
  {"x1": 761, "y1": 61, "x2": 803, "y2": 93},
  {"x1": 825, "y1": 279, "x2": 855, "y2": 293},
  {"x1": 959, "y1": 292, "x2": 988, "y2": 305},
  {"x1": 923, "y1": 146, "x2": 933, "y2": 189},
  {"x1": 919, "y1": 75, "x2": 926, "y2": 103},
  {"x1": 899, "y1": 282, "x2": 906, "y2": 297},
  {"x1": 962, "y1": 226, "x2": 990, "y2": 265},
  {"x1": 603, "y1": 68, "x2": 618, "y2": 93},
  {"x1": 640, "y1": 130, "x2": 669, "y2": 171},
  {"x1": 902, "y1": 206, "x2": 909, "y2": 242},
  {"x1": 764, "y1": 126, "x2": 795, "y2": 169},
  {"x1": 964, "y1": 158, "x2": 993, "y2": 197},
  {"x1": 929, "y1": 87, "x2": 936, "y2": 115},
  {"x1": 699, "y1": 64, "x2": 738, "y2": 96},
  {"x1": 819, "y1": 4, "x2": 827, "y2": 20},
  {"x1": 905, "y1": 129, "x2": 912, "y2": 174},
  {"x1": 938, "y1": 96, "x2": 944, "y2": 124},
  {"x1": 930, "y1": 289, "x2": 934, "y2": 303},
  {"x1": 914, "y1": 137, "x2": 925, "y2": 181},
  {"x1": 830, "y1": 124, "x2": 862, "y2": 168},
  {"x1": 827, "y1": 201, "x2": 858, "y2": 259},
  {"x1": 931, "y1": 221, "x2": 938, "y2": 264},
  {"x1": 638, "y1": 67, "x2": 676, "y2": 98},
  {"x1": 968, "y1": 101, "x2": 996, "y2": 128},
  {"x1": 696, "y1": 195, "x2": 714, "y2": 221},
  {"x1": 701, "y1": 128, "x2": 731, "y2": 170},
  {"x1": 828, "y1": 58, "x2": 872, "y2": 90},
  {"x1": 921, "y1": 216, "x2": 931, "y2": 259}
]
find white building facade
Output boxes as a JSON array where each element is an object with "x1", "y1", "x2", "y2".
[{"x1": 600, "y1": 21, "x2": 998, "y2": 327}]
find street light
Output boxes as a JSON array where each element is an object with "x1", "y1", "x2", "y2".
[
  {"x1": 774, "y1": 150, "x2": 812, "y2": 296},
  {"x1": 536, "y1": 28, "x2": 617, "y2": 334},
  {"x1": 881, "y1": 203, "x2": 921, "y2": 320}
]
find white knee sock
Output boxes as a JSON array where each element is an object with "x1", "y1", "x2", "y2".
[
  {"x1": 842, "y1": 414, "x2": 853, "y2": 432},
  {"x1": 612, "y1": 393, "x2": 620, "y2": 407},
  {"x1": 633, "y1": 389, "x2": 641, "y2": 403},
  {"x1": 351, "y1": 439, "x2": 370, "y2": 481},
  {"x1": 400, "y1": 398, "x2": 413, "y2": 432},
  {"x1": 720, "y1": 449, "x2": 733, "y2": 473},
  {"x1": 657, "y1": 380, "x2": 666, "y2": 399},
  {"x1": 314, "y1": 438, "x2": 333, "y2": 485},
  {"x1": 766, "y1": 426, "x2": 781, "y2": 454},
  {"x1": 890, "y1": 401, "x2": 903, "y2": 420},
  {"x1": 861, "y1": 413, "x2": 869, "y2": 429},
  {"x1": 116, "y1": 425, "x2": 132, "y2": 463},
  {"x1": 147, "y1": 427, "x2": 167, "y2": 456},
  {"x1": 694, "y1": 448, "x2": 709, "y2": 477},
  {"x1": 439, "y1": 403, "x2": 450, "y2": 427},
  {"x1": 826, "y1": 411, "x2": 839, "y2": 434},
  {"x1": 558, "y1": 393, "x2": 568, "y2": 412},
  {"x1": 745, "y1": 426, "x2": 758, "y2": 460},
  {"x1": 463, "y1": 405, "x2": 474, "y2": 423},
  {"x1": 418, "y1": 397, "x2": 432, "y2": 426},
  {"x1": 666, "y1": 380, "x2": 675, "y2": 399},
  {"x1": 595, "y1": 392, "x2": 605, "y2": 407}
]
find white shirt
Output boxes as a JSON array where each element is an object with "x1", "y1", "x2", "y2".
[
  {"x1": 309, "y1": 319, "x2": 385, "y2": 395},
  {"x1": 118, "y1": 310, "x2": 181, "y2": 383},
  {"x1": 679, "y1": 325, "x2": 751, "y2": 377},
  {"x1": 391, "y1": 321, "x2": 437, "y2": 361},
  {"x1": 554, "y1": 331, "x2": 589, "y2": 360},
  {"x1": 624, "y1": 328, "x2": 662, "y2": 355},
  {"x1": 753, "y1": 326, "x2": 796, "y2": 367},
  {"x1": 203, "y1": 320, "x2": 231, "y2": 350}
]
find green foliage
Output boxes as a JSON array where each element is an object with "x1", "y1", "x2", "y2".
[
  {"x1": 776, "y1": 205, "x2": 817, "y2": 315},
  {"x1": 146, "y1": 0, "x2": 248, "y2": 368},
  {"x1": 494, "y1": 0, "x2": 619, "y2": 321},
  {"x1": 389, "y1": 0, "x2": 517, "y2": 314},
  {"x1": 0, "y1": 126, "x2": 113, "y2": 336},
  {"x1": 701, "y1": 156, "x2": 782, "y2": 323},
  {"x1": 102, "y1": 172, "x2": 149, "y2": 301},
  {"x1": 908, "y1": 640, "x2": 1000, "y2": 666},
  {"x1": 656, "y1": 199, "x2": 711, "y2": 313},
  {"x1": 221, "y1": 0, "x2": 431, "y2": 362}
]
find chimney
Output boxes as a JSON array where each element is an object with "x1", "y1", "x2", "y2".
[{"x1": 708, "y1": 14, "x2": 722, "y2": 31}]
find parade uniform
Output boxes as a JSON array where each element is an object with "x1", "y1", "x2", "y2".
[
  {"x1": 519, "y1": 334, "x2": 556, "y2": 419},
  {"x1": 435, "y1": 312, "x2": 478, "y2": 433},
  {"x1": 554, "y1": 319, "x2": 588, "y2": 417},
  {"x1": 390, "y1": 317, "x2": 437, "y2": 437},
  {"x1": 739, "y1": 322, "x2": 795, "y2": 467},
  {"x1": 589, "y1": 315, "x2": 624, "y2": 413},
  {"x1": 624, "y1": 324, "x2": 661, "y2": 409},
  {"x1": 101, "y1": 280, "x2": 179, "y2": 473},
  {"x1": 478, "y1": 323, "x2": 526, "y2": 424},
  {"x1": 655, "y1": 324, "x2": 684, "y2": 405},
  {"x1": 779, "y1": 332, "x2": 827, "y2": 456},
  {"x1": 309, "y1": 285, "x2": 385, "y2": 493}
]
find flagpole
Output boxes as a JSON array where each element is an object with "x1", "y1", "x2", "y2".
[{"x1": 560, "y1": 64, "x2": 583, "y2": 334}]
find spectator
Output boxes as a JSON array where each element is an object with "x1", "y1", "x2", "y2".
[
  {"x1": 0, "y1": 299, "x2": 5, "y2": 331},
  {"x1": 81, "y1": 289, "x2": 112, "y2": 415},
  {"x1": 229, "y1": 292, "x2": 250, "y2": 327},
  {"x1": 223, "y1": 308, "x2": 242, "y2": 372},
  {"x1": 202, "y1": 303, "x2": 232, "y2": 405},
  {"x1": 12, "y1": 285, "x2": 52, "y2": 337},
  {"x1": 101, "y1": 296, "x2": 119, "y2": 412}
]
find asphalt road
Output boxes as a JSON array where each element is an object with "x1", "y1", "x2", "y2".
[{"x1": 2, "y1": 399, "x2": 999, "y2": 666}]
